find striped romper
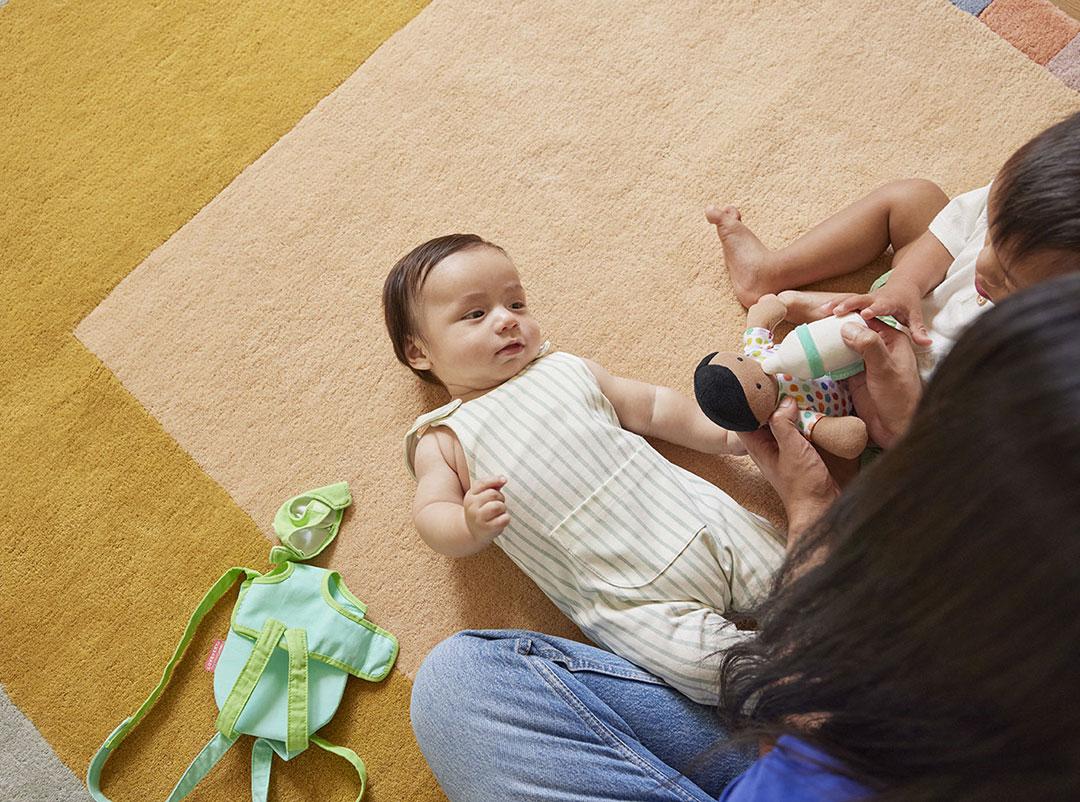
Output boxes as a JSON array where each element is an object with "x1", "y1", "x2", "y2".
[{"x1": 405, "y1": 349, "x2": 785, "y2": 704}]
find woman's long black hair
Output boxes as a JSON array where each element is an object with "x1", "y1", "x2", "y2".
[{"x1": 717, "y1": 274, "x2": 1080, "y2": 801}]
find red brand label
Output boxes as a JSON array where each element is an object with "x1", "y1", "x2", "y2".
[{"x1": 204, "y1": 638, "x2": 226, "y2": 672}]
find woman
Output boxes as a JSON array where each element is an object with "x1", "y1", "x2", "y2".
[{"x1": 409, "y1": 274, "x2": 1080, "y2": 801}]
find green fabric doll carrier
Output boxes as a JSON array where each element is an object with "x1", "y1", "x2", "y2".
[{"x1": 86, "y1": 482, "x2": 398, "y2": 802}]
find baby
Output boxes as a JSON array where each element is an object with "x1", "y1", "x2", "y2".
[
  {"x1": 707, "y1": 111, "x2": 1080, "y2": 386},
  {"x1": 384, "y1": 235, "x2": 785, "y2": 704}
]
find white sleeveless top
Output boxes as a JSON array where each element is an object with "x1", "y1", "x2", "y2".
[
  {"x1": 405, "y1": 350, "x2": 707, "y2": 594},
  {"x1": 404, "y1": 348, "x2": 786, "y2": 704}
]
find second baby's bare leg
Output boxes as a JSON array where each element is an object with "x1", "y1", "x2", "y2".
[{"x1": 708, "y1": 178, "x2": 949, "y2": 307}]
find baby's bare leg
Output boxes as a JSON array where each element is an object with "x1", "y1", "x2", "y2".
[{"x1": 708, "y1": 178, "x2": 949, "y2": 307}]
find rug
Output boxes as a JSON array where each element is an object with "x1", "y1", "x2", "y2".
[{"x1": 4, "y1": 1, "x2": 1079, "y2": 800}]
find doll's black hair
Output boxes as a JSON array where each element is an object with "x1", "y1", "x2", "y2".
[{"x1": 693, "y1": 353, "x2": 761, "y2": 432}]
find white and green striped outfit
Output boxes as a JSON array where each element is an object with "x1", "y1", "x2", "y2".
[{"x1": 405, "y1": 350, "x2": 785, "y2": 704}]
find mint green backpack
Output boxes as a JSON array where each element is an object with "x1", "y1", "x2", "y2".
[{"x1": 87, "y1": 483, "x2": 398, "y2": 802}]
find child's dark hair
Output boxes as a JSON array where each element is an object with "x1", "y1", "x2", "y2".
[
  {"x1": 713, "y1": 274, "x2": 1080, "y2": 801},
  {"x1": 383, "y1": 234, "x2": 507, "y2": 384},
  {"x1": 991, "y1": 110, "x2": 1080, "y2": 270}
]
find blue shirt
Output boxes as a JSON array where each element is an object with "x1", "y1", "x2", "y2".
[{"x1": 718, "y1": 736, "x2": 870, "y2": 801}]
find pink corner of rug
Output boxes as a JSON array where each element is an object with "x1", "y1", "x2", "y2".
[
  {"x1": 1048, "y1": 32, "x2": 1080, "y2": 89},
  {"x1": 981, "y1": 0, "x2": 1080, "y2": 64}
]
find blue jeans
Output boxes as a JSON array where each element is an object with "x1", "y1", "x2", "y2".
[{"x1": 410, "y1": 630, "x2": 753, "y2": 801}]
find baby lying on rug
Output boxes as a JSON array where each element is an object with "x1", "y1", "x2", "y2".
[{"x1": 383, "y1": 234, "x2": 785, "y2": 704}]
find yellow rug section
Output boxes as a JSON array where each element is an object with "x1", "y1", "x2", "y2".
[
  {"x1": 0, "y1": 2, "x2": 442, "y2": 801},
  {"x1": 74, "y1": 0, "x2": 1080, "y2": 683}
]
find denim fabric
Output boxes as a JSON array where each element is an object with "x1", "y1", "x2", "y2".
[{"x1": 410, "y1": 629, "x2": 754, "y2": 802}]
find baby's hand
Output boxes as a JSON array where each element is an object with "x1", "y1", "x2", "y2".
[
  {"x1": 828, "y1": 276, "x2": 931, "y2": 347},
  {"x1": 464, "y1": 477, "x2": 511, "y2": 541}
]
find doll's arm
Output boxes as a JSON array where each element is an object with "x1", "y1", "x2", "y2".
[{"x1": 746, "y1": 293, "x2": 788, "y2": 332}]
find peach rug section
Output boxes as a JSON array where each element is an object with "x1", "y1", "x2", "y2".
[{"x1": 77, "y1": 0, "x2": 1080, "y2": 676}]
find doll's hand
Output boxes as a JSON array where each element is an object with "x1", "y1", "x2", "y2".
[
  {"x1": 464, "y1": 477, "x2": 511, "y2": 541},
  {"x1": 828, "y1": 275, "x2": 931, "y2": 347},
  {"x1": 746, "y1": 293, "x2": 789, "y2": 331}
]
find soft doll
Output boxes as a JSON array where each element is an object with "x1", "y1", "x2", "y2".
[{"x1": 694, "y1": 294, "x2": 868, "y2": 459}]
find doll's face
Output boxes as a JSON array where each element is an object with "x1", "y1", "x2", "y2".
[{"x1": 702, "y1": 352, "x2": 779, "y2": 427}]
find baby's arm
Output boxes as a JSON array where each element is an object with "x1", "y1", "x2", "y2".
[
  {"x1": 583, "y1": 359, "x2": 745, "y2": 455},
  {"x1": 887, "y1": 229, "x2": 956, "y2": 295},
  {"x1": 412, "y1": 429, "x2": 509, "y2": 558},
  {"x1": 831, "y1": 230, "x2": 954, "y2": 345}
]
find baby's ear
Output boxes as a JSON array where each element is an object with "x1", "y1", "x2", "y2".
[{"x1": 404, "y1": 336, "x2": 432, "y2": 372}]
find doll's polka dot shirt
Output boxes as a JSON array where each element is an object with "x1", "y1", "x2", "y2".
[{"x1": 744, "y1": 326, "x2": 853, "y2": 437}]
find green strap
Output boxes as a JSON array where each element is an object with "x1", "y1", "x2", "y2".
[
  {"x1": 85, "y1": 722, "x2": 126, "y2": 802},
  {"x1": 251, "y1": 736, "x2": 362, "y2": 802},
  {"x1": 250, "y1": 738, "x2": 274, "y2": 802},
  {"x1": 216, "y1": 618, "x2": 287, "y2": 740},
  {"x1": 164, "y1": 731, "x2": 239, "y2": 802},
  {"x1": 86, "y1": 566, "x2": 259, "y2": 801},
  {"x1": 311, "y1": 735, "x2": 368, "y2": 801},
  {"x1": 794, "y1": 323, "x2": 826, "y2": 378},
  {"x1": 284, "y1": 628, "x2": 309, "y2": 754}
]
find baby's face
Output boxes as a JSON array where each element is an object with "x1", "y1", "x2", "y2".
[
  {"x1": 409, "y1": 246, "x2": 543, "y2": 398},
  {"x1": 976, "y1": 186, "x2": 1074, "y2": 302}
]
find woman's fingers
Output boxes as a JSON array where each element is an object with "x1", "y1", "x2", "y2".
[
  {"x1": 737, "y1": 426, "x2": 778, "y2": 464},
  {"x1": 842, "y1": 320, "x2": 921, "y2": 448},
  {"x1": 767, "y1": 398, "x2": 804, "y2": 448},
  {"x1": 842, "y1": 322, "x2": 894, "y2": 372}
]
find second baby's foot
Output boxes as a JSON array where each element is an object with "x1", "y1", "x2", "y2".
[
  {"x1": 705, "y1": 205, "x2": 777, "y2": 307},
  {"x1": 776, "y1": 290, "x2": 858, "y2": 324}
]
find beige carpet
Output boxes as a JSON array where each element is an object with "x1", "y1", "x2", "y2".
[{"x1": 76, "y1": 0, "x2": 1080, "y2": 679}]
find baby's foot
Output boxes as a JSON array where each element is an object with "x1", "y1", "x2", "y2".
[
  {"x1": 776, "y1": 290, "x2": 857, "y2": 324},
  {"x1": 705, "y1": 205, "x2": 775, "y2": 307}
]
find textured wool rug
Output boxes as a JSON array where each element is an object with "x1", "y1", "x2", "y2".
[{"x1": 5, "y1": 1, "x2": 1080, "y2": 801}]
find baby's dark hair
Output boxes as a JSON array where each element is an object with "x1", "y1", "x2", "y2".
[
  {"x1": 991, "y1": 110, "x2": 1080, "y2": 270},
  {"x1": 383, "y1": 233, "x2": 507, "y2": 384}
]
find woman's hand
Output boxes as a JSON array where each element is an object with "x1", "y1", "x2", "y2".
[
  {"x1": 739, "y1": 398, "x2": 840, "y2": 545},
  {"x1": 841, "y1": 320, "x2": 923, "y2": 449}
]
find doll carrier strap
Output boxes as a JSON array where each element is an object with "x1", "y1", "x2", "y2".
[{"x1": 86, "y1": 563, "x2": 398, "y2": 802}]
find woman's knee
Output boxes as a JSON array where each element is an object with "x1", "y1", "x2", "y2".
[{"x1": 410, "y1": 632, "x2": 503, "y2": 742}]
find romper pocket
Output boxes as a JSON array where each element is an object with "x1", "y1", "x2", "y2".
[{"x1": 549, "y1": 442, "x2": 705, "y2": 589}]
